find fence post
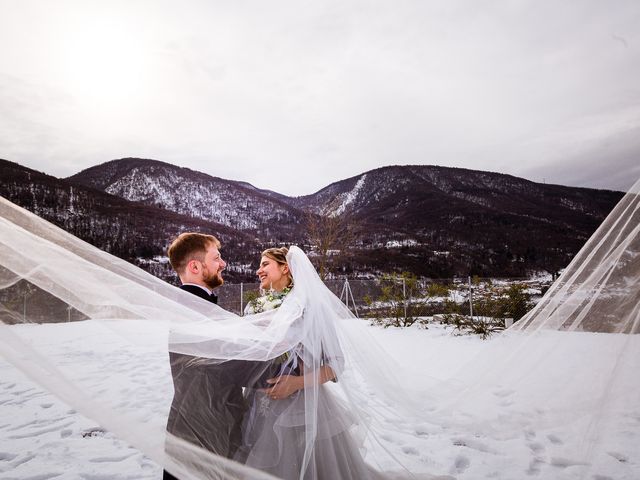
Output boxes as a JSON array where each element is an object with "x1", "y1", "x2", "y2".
[
  {"x1": 345, "y1": 278, "x2": 350, "y2": 311},
  {"x1": 402, "y1": 277, "x2": 407, "y2": 321},
  {"x1": 468, "y1": 276, "x2": 473, "y2": 320},
  {"x1": 339, "y1": 277, "x2": 359, "y2": 318}
]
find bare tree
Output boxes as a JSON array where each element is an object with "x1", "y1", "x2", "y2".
[{"x1": 304, "y1": 209, "x2": 361, "y2": 280}]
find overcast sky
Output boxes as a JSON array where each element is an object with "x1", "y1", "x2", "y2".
[{"x1": 1, "y1": 1, "x2": 638, "y2": 196}]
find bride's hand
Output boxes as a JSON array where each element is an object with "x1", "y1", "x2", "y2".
[{"x1": 260, "y1": 375, "x2": 303, "y2": 400}]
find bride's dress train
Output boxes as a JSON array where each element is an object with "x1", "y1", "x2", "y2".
[{"x1": 237, "y1": 383, "x2": 448, "y2": 480}]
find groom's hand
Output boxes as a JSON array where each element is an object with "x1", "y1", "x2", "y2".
[{"x1": 260, "y1": 375, "x2": 303, "y2": 400}]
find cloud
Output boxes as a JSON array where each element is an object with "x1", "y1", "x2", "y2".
[
  {"x1": 0, "y1": 1, "x2": 639, "y2": 195},
  {"x1": 523, "y1": 126, "x2": 640, "y2": 192}
]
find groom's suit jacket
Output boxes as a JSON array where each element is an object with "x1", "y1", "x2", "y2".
[{"x1": 165, "y1": 284, "x2": 264, "y2": 465}]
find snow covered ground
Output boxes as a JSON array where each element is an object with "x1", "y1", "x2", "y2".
[{"x1": 1, "y1": 321, "x2": 638, "y2": 479}]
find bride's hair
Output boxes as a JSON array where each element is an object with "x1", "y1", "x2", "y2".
[{"x1": 262, "y1": 247, "x2": 293, "y2": 286}]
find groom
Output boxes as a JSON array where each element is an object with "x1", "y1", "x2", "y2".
[{"x1": 163, "y1": 232, "x2": 247, "y2": 479}]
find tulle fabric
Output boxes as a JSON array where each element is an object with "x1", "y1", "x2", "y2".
[
  {"x1": 425, "y1": 178, "x2": 640, "y2": 475},
  {"x1": 1, "y1": 176, "x2": 639, "y2": 479},
  {"x1": 0, "y1": 196, "x2": 439, "y2": 479}
]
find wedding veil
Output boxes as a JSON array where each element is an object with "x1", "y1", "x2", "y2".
[
  {"x1": 1, "y1": 176, "x2": 639, "y2": 479},
  {"x1": 0, "y1": 194, "x2": 437, "y2": 479}
]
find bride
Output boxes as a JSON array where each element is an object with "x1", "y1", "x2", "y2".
[{"x1": 235, "y1": 247, "x2": 386, "y2": 479}]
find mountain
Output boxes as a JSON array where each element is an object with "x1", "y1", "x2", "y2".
[
  {"x1": 0, "y1": 159, "x2": 261, "y2": 283},
  {"x1": 67, "y1": 158, "x2": 304, "y2": 240},
  {"x1": 295, "y1": 165, "x2": 617, "y2": 229},
  {"x1": 289, "y1": 165, "x2": 623, "y2": 276},
  {"x1": 2, "y1": 157, "x2": 625, "y2": 279}
]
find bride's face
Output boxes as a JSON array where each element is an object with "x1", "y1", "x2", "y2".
[{"x1": 257, "y1": 255, "x2": 290, "y2": 291}]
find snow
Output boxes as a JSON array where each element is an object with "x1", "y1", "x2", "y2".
[
  {"x1": 1, "y1": 322, "x2": 638, "y2": 479},
  {"x1": 527, "y1": 271, "x2": 553, "y2": 283},
  {"x1": 385, "y1": 239, "x2": 418, "y2": 248},
  {"x1": 331, "y1": 174, "x2": 367, "y2": 217},
  {"x1": 0, "y1": 322, "x2": 171, "y2": 479},
  {"x1": 104, "y1": 165, "x2": 296, "y2": 230}
]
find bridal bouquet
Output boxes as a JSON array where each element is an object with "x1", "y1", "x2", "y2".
[{"x1": 245, "y1": 285, "x2": 293, "y2": 314}]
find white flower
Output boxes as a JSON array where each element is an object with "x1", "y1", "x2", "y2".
[{"x1": 245, "y1": 286, "x2": 292, "y2": 315}]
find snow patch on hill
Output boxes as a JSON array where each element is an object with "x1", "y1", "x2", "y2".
[{"x1": 330, "y1": 174, "x2": 367, "y2": 217}]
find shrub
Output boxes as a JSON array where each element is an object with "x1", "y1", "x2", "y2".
[
  {"x1": 427, "y1": 282, "x2": 450, "y2": 297},
  {"x1": 439, "y1": 313, "x2": 504, "y2": 340},
  {"x1": 368, "y1": 272, "x2": 426, "y2": 328}
]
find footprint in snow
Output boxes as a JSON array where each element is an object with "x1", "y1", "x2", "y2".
[
  {"x1": 451, "y1": 455, "x2": 470, "y2": 474},
  {"x1": 401, "y1": 446, "x2": 419, "y2": 456},
  {"x1": 7, "y1": 419, "x2": 45, "y2": 432},
  {"x1": 380, "y1": 433, "x2": 394, "y2": 443},
  {"x1": 89, "y1": 453, "x2": 137, "y2": 463},
  {"x1": 526, "y1": 457, "x2": 544, "y2": 476},
  {"x1": 546, "y1": 434, "x2": 563, "y2": 445},
  {"x1": 13, "y1": 473, "x2": 63, "y2": 480},
  {"x1": 10, "y1": 452, "x2": 37, "y2": 468},
  {"x1": 451, "y1": 437, "x2": 498, "y2": 454},
  {"x1": 9, "y1": 420, "x2": 75, "y2": 439},
  {"x1": 549, "y1": 457, "x2": 589, "y2": 468},
  {"x1": 607, "y1": 451, "x2": 628, "y2": 463},
  {"x1": 528, "y1": 442, "x2": 545, "y2": 454},
  {"x1": 0, "y1": 452, "x2": 18, "y2": 461},
  {"x1": 493, "y1": 389, "x2": 515, "y2": 398},
  {"x1": 11, "y1": 388, "x2": 36, "y2": 396}
]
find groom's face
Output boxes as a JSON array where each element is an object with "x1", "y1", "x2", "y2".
[{"x1": 201, "y1": 244, "x2": 226, "y2": 289}]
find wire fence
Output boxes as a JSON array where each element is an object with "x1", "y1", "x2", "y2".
[
  {"x1": 216, "y1": 279, "x2": 387, "y2": 316},
  {"x1": 2, "y1": 276, "x2": 549, "y2": 325},
  {"x1": 216, "y1": 276, "x2": 548, "y2": 318}
]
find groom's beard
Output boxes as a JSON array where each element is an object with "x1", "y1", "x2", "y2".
[{"x1": 204, "y1": 268, "x2": 224, "y2": 289}]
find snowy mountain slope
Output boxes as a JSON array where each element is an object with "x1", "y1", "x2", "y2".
[
  {"x1": 1, "y1": 157, "x2": 624, "y2": 278},
  {"x1": 68, "y1": 158, "x2": 304, "y2": 236},
  {"x1": 294, "y1": 165, "x2": 619, "y2": 222},
  {"x1": 0, "y1": 159, "x2": 261, "y2": 283}
]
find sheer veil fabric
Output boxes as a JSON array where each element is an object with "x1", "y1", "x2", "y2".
[
  {"x1": 428, "y1": 178, "x2": 640, "y2": 476},
  {"x1": 1, "y1": 177, "x2": 639, "y2": 479},
  {"x1": 0, "y1": 195, "x2": 443, "y2": 479}
]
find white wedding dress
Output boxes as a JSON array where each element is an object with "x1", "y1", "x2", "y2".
[{"x1": 235, "y1": 288, "x2": 422, "y2": 480}]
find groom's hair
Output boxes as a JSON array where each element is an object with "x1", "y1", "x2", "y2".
[{"x1": 167, "y1": 232, "x2": 221, "y2": 274}]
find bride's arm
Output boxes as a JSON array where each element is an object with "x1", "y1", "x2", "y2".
[{"x1": 261, "y1": 362, "x2": 336, "y2": 399}]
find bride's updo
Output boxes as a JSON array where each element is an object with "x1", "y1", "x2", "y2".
[{"x1": 262, "y1": 247, "x2": 293, "y2": 286}]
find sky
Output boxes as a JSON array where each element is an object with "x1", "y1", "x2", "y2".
[{"x1": 0, "y1": 0, "x2": 639, "y2": 196}]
